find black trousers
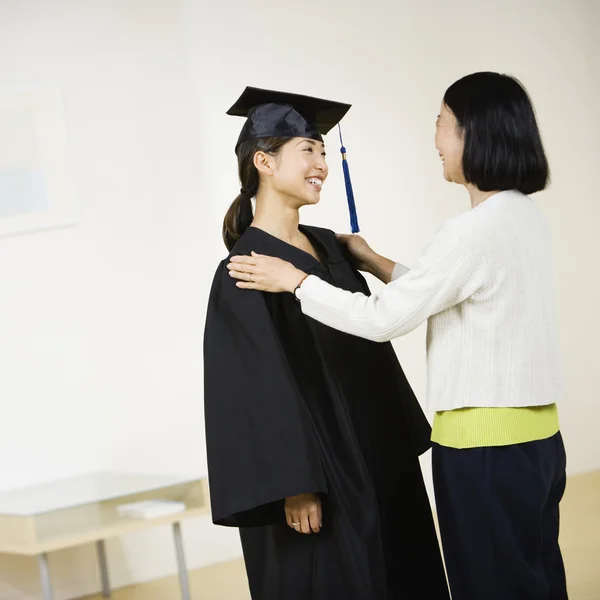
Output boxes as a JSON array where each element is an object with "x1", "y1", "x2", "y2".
[{"x1": 432, "y1": 432, "x2": 568, "y2": 600}]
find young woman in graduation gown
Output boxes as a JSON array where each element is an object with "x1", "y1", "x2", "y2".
[{"x1": 203, "y1": 88, "x2": 450, "y2": 600}]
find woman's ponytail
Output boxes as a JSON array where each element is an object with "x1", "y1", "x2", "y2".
[{"x1": 222, "y1": 190, "x2": 254, "y2": 252}]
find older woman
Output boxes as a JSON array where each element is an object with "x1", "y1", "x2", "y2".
[{"x1": 228, "y1": 72, "x2": 568, "y2": 600}]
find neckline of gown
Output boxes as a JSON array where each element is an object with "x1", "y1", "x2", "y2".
[{"x1": 247, "y1": 225, "x2": 330, "y2": 268}]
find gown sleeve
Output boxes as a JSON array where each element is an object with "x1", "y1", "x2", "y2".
[{"x1": 203, "y1": 261, "x2": 327, "y2": 527}]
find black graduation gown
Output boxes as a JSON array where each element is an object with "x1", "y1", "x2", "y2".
[{"x1": 203, "y1": 225, "x2": 449, "y2": 600}]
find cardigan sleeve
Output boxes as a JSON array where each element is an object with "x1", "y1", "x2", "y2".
[{"x1": 297, "y1": 223, "x2": 486, "y2": 342}]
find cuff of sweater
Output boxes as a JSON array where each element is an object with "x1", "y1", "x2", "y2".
[
  {"x1": 295, "y1": 274, "x2": 322, "y2": 302},
  {"x1": 391, "y1": 263, "x2": 409, "y2": 281}
]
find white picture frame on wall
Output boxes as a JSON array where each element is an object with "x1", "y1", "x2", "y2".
[{"x1": 0, "y1": 86, "x2": 78, "y2": 237}]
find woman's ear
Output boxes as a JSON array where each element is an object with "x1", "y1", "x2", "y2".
[{"x1": 254, "y1": 151, "x2": 274, "y2": 176}]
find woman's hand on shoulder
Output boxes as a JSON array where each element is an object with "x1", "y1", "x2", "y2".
[
  {"x1": 336, "y1": 234, "x2": 377, "y2": 273},
  {"x1": 337, "y1": 234, "x2": 397, "y2": 283},
  {"x1": 228, "y1": 252, "x2": 306, "y2": 294}
]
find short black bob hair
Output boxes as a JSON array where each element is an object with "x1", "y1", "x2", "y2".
[{"x1": 443, "y1": 72, "x2": 549, "y2": 195}]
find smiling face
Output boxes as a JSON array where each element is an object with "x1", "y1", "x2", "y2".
[
  {"x1": 264, "y1": 137, "x2": 329, "y2": 208},
  {"x1": 435, "y1": 103, "x2": 466, "y2": 185}
]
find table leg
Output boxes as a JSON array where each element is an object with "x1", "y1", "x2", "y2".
[
  {"x1": 38, "y1": 553, "x2": 54, "y2": 600},
  {"x1": 96, "y1": 539, "x2": 111, "y2": 596},
  {"x1": 172, "y1": 522, "x2": 191, "y2": 600}
]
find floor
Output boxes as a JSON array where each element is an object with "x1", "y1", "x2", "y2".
[{"x1": 82, "y1": 470, "x2": 600, "y2": 600}]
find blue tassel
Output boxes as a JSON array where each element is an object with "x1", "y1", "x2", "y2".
[{"x1": 338, "y1": 124, "x2": 360, "y2": 233}]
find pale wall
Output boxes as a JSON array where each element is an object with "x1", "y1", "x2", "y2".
[{"x1": 0, "y1": 0, "x2": 597, "y2": 597}]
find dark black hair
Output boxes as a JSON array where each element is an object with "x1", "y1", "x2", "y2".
[
  {"x1": 443, "y1": 72, "x2": 549, "y2": 194},
  {"x1": 222, "y1": 137, "x2": 289, "y2": 251}
]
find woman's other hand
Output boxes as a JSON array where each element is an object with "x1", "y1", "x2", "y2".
[
  {"x1": 336, "y1": 234, "x2": 377, "y2": 273},
  {"x1": 337, "y1": 234, "x2": 396, "y2": 283},
  {"x1": 285, "y1": 493, "x2": 322, "y2": 534},
  {"x1": 228, "y1": 252, "x2": 306, "y2": 293}
]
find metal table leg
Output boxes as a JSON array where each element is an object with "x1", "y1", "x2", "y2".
[
  {"x1": 96, "y1": 539, "x2": 111, "y2": 596},
  {"x1": 173, "y1": 522, "x2": 191, "y2": 600},
  {"x1": 38, "y1": 554, "x2": 54, "y2": 600}
]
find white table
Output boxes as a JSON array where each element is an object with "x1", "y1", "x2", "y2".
[{"x1": 0, "y1": 472, "x2": 210, "y2": 600}]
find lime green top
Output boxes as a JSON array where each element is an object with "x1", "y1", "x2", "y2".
[{"x1": 431, "y1": 404, "x2": 560, "y2": 449}]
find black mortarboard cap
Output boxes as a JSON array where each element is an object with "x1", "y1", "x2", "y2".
[
  {"x1": 227, "y1": 87, "x2": 359, "y2": 233},
  {"x1": 227, "y1": 87, "x2": 351, "y2": 151}
]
